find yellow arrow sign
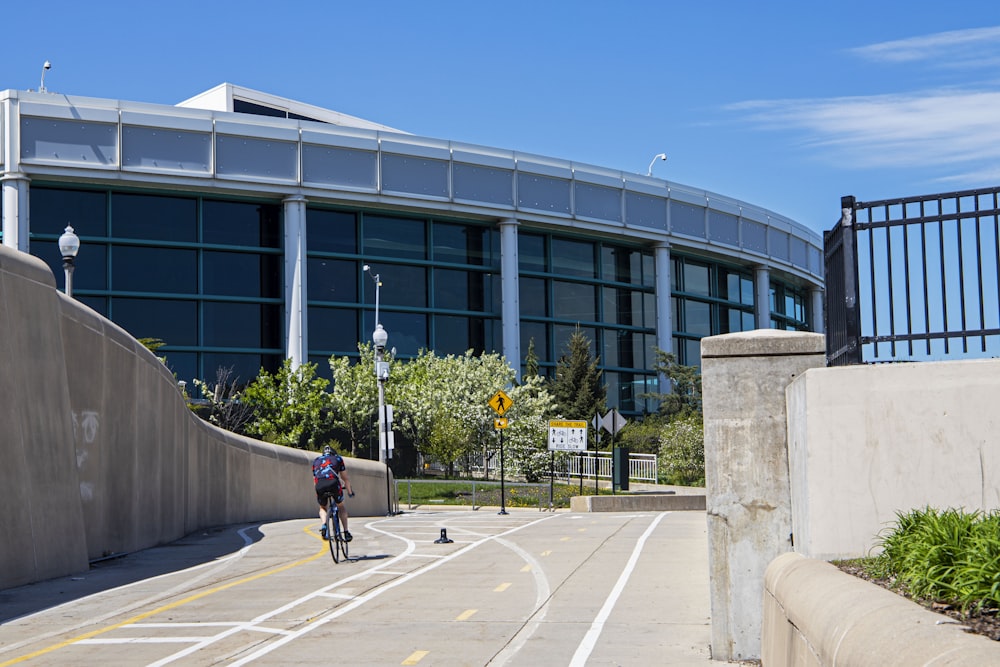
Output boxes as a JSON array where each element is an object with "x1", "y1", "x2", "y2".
[
  {"x1": 494, "y1": 417, "x2": 508, "y2": 429},
  {"x1": 488, "y1": 389, "x2": 512, "y2": 416}
]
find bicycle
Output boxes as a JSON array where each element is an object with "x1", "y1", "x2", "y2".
[{"x1": 322, "y1": 492, "x2": 353, "y2": 563}]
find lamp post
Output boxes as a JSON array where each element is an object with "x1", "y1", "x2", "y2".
[
  {"x1": 646, "y1": 152, "x2": 667, "y2": 177},
  {"x1": 366, "y1": 265, "x2": 394, "y2": 515},
  {"x1": 58, "y1": 225, "x2": 80, "y2": 298}
]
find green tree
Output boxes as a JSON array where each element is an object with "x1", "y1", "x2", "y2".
[
  {"x1": 551, "y1": 328, "x2": 606, "y2": 424},
  {"x1": 241, "y1": 359, "x2": 332, "y2": 450},
  {"x1": 523, "y1": 337, "x2": 540, "y2": 380},
  {"x1": 616, "y1": 413, "x2": 666, "y2": 455},
  {"x1": 658, "y1": 413, "x2": 704, "y2": 486},
  {"x1": 328, "y1": 344, "x2": 380, "y2": 456},
  {"x1": 645, "y1": 349, "x2": 702, "y2": 419}
]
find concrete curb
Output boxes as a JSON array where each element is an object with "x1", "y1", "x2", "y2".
[
  {"x1": 570, "y1": 494, "x2": 706, "y2": 512},
  {"x1": 763, "y1": 552, "x2": 1000, "y2": 666}
]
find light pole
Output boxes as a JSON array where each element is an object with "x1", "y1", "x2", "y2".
[
  {"x1": 646, "y1": 152, "x2": 667, "y2": 177},
  {"x1": 366, "y1": 265, "x2": 394, "y2": 515},
  {"x1": 58, "y1": 225, "x2": 80, "y2": 298}
]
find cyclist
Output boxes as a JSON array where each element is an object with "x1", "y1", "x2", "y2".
[{"x1": 312, "y1": 445, "x2": 354, "y2": 541}]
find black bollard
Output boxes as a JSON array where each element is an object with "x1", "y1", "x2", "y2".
[{"x1": 434, "y1": 528, "x2": 453, "y2": 544}]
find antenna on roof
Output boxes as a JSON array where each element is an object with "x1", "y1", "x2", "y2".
[{"x1": 39, "y1": 61, "x2": 51, "y2": 93}]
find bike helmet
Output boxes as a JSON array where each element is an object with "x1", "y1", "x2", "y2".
[{"x1": 322, "y1": 445, "x2": 334, "y2": 456}]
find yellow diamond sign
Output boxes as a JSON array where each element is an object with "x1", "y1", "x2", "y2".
[{"x1": 488, "y1": 389, "x2": 512, "y2": 416}]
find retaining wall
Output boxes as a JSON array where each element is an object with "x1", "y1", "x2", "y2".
[{"x1": 0, "y1": 244, "x2": 393, "y2": 590}]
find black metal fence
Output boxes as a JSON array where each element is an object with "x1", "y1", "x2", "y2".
[{"x1": 825, "y1": 188, "x2": 1000, "y2": 366}]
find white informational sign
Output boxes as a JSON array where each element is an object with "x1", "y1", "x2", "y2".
[{"x1": 548, "y1": 420, "x2": 588, "y2": 451}]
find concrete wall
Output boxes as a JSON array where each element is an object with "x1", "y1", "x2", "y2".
[
  {"x1": 762, "y1": 552, "x2": 1000, "y2": 666},
  {"x1": 787, "y1": 357, "x2": 1000, "y2": 560},
  {"x1": 0, "y1": 245, "x2": 393, "y2": 591},
  {"x1": 701, "y1": 330, "x2": 826, "y2": 662}
]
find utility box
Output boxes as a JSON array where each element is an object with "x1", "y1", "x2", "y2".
[{"x1": 613, "y1": 446, "x2": 629, "y2": 491}]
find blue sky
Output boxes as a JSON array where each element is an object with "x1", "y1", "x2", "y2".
[{"x1": 9, "y1": 1, "x2": 1000, "y2": 235}]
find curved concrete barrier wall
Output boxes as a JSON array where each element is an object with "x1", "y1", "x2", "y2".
[
  {"x1": 0, "y1": 245, "x2": 393, "y2": 590},
  {"x1": 762, "y1": 552, "x2": 1000, "y2": 666}
]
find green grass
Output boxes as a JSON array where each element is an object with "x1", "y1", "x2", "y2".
[
  {"x1": 851, "y1": 507, "x2": 1000, "y2": 613},
  {"x1": 395, "y1": 479, "x2": 612, "y2": 509}
]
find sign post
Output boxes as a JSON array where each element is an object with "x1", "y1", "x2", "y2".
[
  {"x1": 548, "y1": 419, "x2": 588, "y2": 503},
  {"x1": 489, "y1": 390, "x2": 513, "y2": 515}
]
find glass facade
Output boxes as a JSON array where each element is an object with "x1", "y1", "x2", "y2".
[{"x1": 26, "y1": 185, "x2": 811, "y2": 418}]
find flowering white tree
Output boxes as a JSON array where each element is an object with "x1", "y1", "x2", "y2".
[{"x1": 328, "y1": 343, "x2": 380, "y2": 456}]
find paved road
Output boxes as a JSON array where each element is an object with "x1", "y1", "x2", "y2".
[{"x1": 0, "y1": 509, "x2": 712, "y2": 666}]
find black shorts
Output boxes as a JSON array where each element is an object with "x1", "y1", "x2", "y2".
[{"x1": 316, "y1": 478, "x2": 343, "y2": 506}]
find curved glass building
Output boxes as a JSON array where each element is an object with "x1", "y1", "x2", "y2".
[{"x1": 1, "y1": 83, "x2": 823, "y2": 417}]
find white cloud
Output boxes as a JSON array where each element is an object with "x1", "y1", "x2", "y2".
[{"x1": 849, "y1": 25, "x2": 1000, "y2": 66}]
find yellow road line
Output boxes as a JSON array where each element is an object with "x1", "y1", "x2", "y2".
[
  {"x1": 0, "y1": 525, "x2": 326, "y2": 666},
  {"x1": 494, "y1": 582, "x2": 511, "y2": 592},
  {"x1": 455, "y1": 609, "x2": 477, "y2": 621},
  {"x1": 520, "y1": 564, "x2": 532, "y2": 572},
  {"x1": 402, "y1": 649, "x2": 429, "y2": 665}
]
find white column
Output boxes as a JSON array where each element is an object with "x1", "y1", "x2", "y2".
[
  {"x1": 2, "y1": 173, "x2": 30, "y2": 252},
  {"x1": 283, "y1": 195, "x2": 308, "y2": 368},
  {"x1": 653, "y1": 242, "x2": 673, "y2": 394},
  {"x1": 810, "y1": 287, "x2": 825, "y2": 334},
  {"x1": 499, "y1": 218, "x2": 521, "y2": 382},
  {"x1": 754, "y1": 265, "x2": 771, "y2": 330}
]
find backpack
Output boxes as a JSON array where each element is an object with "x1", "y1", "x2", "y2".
[{"x1": 312, "y1": 454, "x2": 343, "y2": 484}]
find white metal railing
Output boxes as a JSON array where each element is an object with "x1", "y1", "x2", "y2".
[{"x1": 562, "y1": 452, "x2": 658, "y2": 483}]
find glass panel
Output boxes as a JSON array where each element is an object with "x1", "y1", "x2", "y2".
[
  {"x1": 384, "y1": 312, "x2": 427, "y2": 356},
  {"x1": 309, "y1": 307, "x2": 360, "y2": 353},
  {"x1": 683, "y1": 300, "x2": 712, "y2": 336},
  {"x1": 520, "y1": 321, "x2": 548, "y2": 362},
  {"x1": 381, "y1": 154, "x2": 449, "y2": 197},
  {"x1": 743, "y1": 220, "x2": 767, "y2": 253},
  {"x1": 302, "y1": 145, "x2": 377, "y2": 189},
  {"x1": 553, "y1": 281, "x2": 596, "y2": 321},
  {"x1": 682, "y1": 262, "x2": 710, "y2": 296},
  {"x1": 517, "y1": 173, "x2": 571, "y2": 213},
  {"x1": 202, "y1": 200, "x2": 280, "y2": 248},
  {"x1": 166, "y1": 351, "x2": 197, "y2": 387},
  {"x1": 203, "y1": 302, "x2": 280, "y2": 348},
  {"x1": 602, "y1": 286, "x2": 639, "y2": 326},
  {"x1": 362, "y1": 215, "x2": 426, "y2": 260},
  {"x1": 683, "y1": 338, "x2": 703, "y2": 370},
  {"x1": 204, "y1": 251, "x2": 281, "y2": 298},
  {"x1": 553, "y1": 325, "x2": 596, "y2": 360},
  {"x1": 435, "y1": 268, "x2": 491, "y2": 312},
  {"x1": 308, "y1": 257, "x2": 357, "y2": 303},
  {"x1": 452, "y1": 163, "x2": 513, "y2": 206},
  {"x1": 202, "y1": 353, "x2": 273, "y2": 386},
  {"x1": 31, "y1": 187, "x2": 107, "y2": 236},
  {"x1": 518, "y1": 233, "x2": 546, "y2": 272},
  {"x1": 78, "y1": 295, "x2": 108, "y2": 317},
  {"x1": 575, "y1": 182, "x2": 621, "y2": 222},
  {"x1": 643, "y1": 252, "x2": 655, "y2": 287},
  {"x1": 708, "y1": 210, "x2": 739, "y2": 245},
  {"x1": 520, "y1": 277, "x2": 547, "y2": 317},
  {"x1": 601, "y1": 246, "x2": 641, "y2": 283},
  {"x1": 670, "y1": 201, "x2": 704, "y2": 237},
  {"x1": 112, "y1": 298, "x2": 197, "y2": 345},
  {"x1": 644, "y1": 292, "x2": 656, "y2": 328},
  {"x1": 112, "y1": 246, "x2": 197, "y2": 293},
  {"x1": 33, "y1": 240, "x2": 108, "y2": 290},
  {"x1": 434, "y1": 315, "x2": 488, "y2": 355},
  {"x1": 309, "y1": 209, "x2": 358, "y2": 254},
  {"x1": 625, "y1": 191, "x2": 666, "y2": 230},
  {"x1": 551, "y1": 238, "x2": 595, "y2": 278},
  {"x1": 433, "y1": 222, "x2": 490, "y2": 266},
  {"x1": 381, "y1": 265, "x2": 426, "y2": 308},
  {"x1": 112, "y1": 193, "x2": 197, "y2": 242}
]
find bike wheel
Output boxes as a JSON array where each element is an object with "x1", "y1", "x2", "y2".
[
  {"x1": 338, "y1": 530, "x2": 349, "y2": 560},
  {"x1": 327, "y1": 513, "x2": 339, "y2": 563}
]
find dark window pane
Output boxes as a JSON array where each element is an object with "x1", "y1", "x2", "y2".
[
  {"x1": 203, "y1": 302, "x2": 281, "y2": 348},
  {"x1": 204, "y1": 251, "x2": 281, "y2": 298},
  {"x1": 112, "y1": 193, "x2": 196, "y2": 242},
  {"x1": 381, "y1": 265, "x2": 426, "y2": 308},
  {"x1": 112, "y1": 246, "x2": 197, "y2": 293},
  {"x1": 520, "y1": 321, "x2": 548, "y2": 362},
  {"x1": 551, "y1": 238, "x2": 595, "y2": 278},
  {"x1": 554, "y1": 325, "x2": 596, "y2": 360},
  {"x1": 435, "y1": 269, "x2": 491, "y2": 312},
  {"x1": 520, "y1": 277, "x2": 547, "y2": 317},
  {"x1": 78, "y1": 295, "x2": 108, "y2": 317},
  {"x1": 435, "y1": 315, "x2": 477, "y2": 355},
  {"x1": 384, "y1": 312, "x2": 426, "y2": 356},
  {"x1": 553, "y1": 281, "x2": 596, "y2": 321},
  {"x1": 33, "y1": 240, "x2": 108, "y2": 290},
  {"x1": 202, "y1": 200, "x2": 280, "y2": 247},
  {"x1": 601, "y1": 246, "x2": 642, "y2": 283},
  {"x1": 308, "y1": 257, "x2": 357, "y2": 302},
  {"x1": 518, "y1": 233, "x2": 546, "y2": 272},
  {"x1": 433, "y1": 222, "x2": 490, "y2": 266},
  {"x1": 362, "y1": 215, "x2": 425, "y2": 260},
  {"x1": 112, "y1": 298, "x2": 197, "y2": 345},
  {"x1": 683, "y1": 299, "x2": 712, "y2": 336},
  {"x1": 683, "y1": 262, "x2": 710, "y2": 296},
  {"x1": 309, "y1": 209, "x2": 357, "y2": 254},
  {"x1": 202, "y1": 353, "x2": 276, "y2": 386},
  {"x1": 309, "y1": 307, "x2": 360, "y2": 353},
  {"x1": 167, "y1": 352, "x2": 197, "y2": 387},
  {"x1": 31, "y1": 187, "x2": 107, "y2": 237}
]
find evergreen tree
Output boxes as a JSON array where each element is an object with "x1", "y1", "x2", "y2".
[
  {"x1": 644, "y1": 349, "x2": 702, "y2": 419},
  {"x1": 551, "y1": 328, "x2": 606, "y2": 423},
  {"x1": 523, "y1": 337, "x2": 540, "y2": 380}
]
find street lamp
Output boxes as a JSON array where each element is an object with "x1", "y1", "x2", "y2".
[
  {"x1": 366, "y1": 265, "x2": 394, "y2": 515},
  {"x1": 58, "y1": 225, "x2": 80, "y2": 298},
  {"x1": 646, "y1": 152, "x2": 667, "y2": 177}
]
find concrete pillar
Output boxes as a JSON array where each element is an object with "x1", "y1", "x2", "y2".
[
  {"x1": 701, "y1": 329, "x2": 825, "y2": 662},
  {"x1": 2, "y1": 172, "x2": 30, "y2": 251},
  {"x1": 283, "y1": 195, "x2": 308, "y2": 368},
  {"x1": 810, "y1": 287, "x2": 824, "y2": 334},
  {"x1": 653, "y1": 241, "x2": 673, "y2": 394},
  {"x1": 499, "y1": 218, "x2": 521, "y2": 382},
  {"x1": 754, "y1": 265, "x2": 770, "y2": 329}
]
